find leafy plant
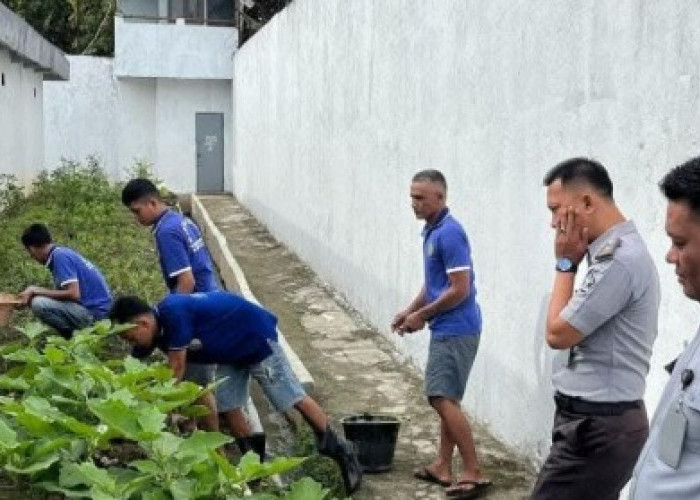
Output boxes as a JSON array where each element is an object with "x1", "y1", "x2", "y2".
[
  {"x1": 0, "y1": 159, "x2": 331, "y2": 498},
  {"x1": 0, "y1": 322, "x2": 319, "y2": 499}
]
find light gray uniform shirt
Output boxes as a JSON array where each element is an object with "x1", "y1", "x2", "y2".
[
  {"x1": 630, "y1": 325, "x2": 700, "y2": 499},
  {"x1": 553, "y1": 220, "x2": 660, "y2": 402}
]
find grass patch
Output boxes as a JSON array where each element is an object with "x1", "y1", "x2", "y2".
[{"x1": 0, "y1": 158, "x2": 166, "y2": 326}]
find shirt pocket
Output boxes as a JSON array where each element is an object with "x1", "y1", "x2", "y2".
[{"x1": 682, "y1": 388, "x2": 700, "y2": 454}]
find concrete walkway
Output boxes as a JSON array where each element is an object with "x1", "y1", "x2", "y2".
[{"x1": 196, "y1": 194, "x2": 535, "y2": 500}]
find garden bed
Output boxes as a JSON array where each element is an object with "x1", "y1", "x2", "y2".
[{"x1": 0, "y1": 160, "x2": 330, "y2": 499}]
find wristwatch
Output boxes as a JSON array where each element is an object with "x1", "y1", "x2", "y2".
[{"x1": 555, "y1": 257, "x2": 578, "y2": 273}]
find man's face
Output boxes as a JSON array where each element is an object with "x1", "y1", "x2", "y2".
[
  {"x1": 546, "y1": 179, "x2": 592, "y2": 234},
  {"x1": 410, "y1": 181, "x2": 445, "y2": 221},
  {"x1": 665, "y1": 200, "x2": 700, "y2": 301},
  {"x1": 120, "y1": 314, "x2": 157, "y2": 347},
  {"x1": 24, "y1": 245, "x2": 45, "y2": 264},
  {"x1": 128, "y1": 198, "x2": 159, "y2": 226}
]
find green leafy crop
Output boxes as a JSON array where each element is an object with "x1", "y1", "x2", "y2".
[{"x1": 0, "y1": 159, "x2": 331, "y2": 499}]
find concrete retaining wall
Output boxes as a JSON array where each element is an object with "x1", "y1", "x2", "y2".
[{"x1": 232, "y1": 0, "x2": 700, "y2": 462}]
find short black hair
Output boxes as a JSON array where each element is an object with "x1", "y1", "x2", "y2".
[
  {"x1": 109, "y1": 295, "x2": 152, "y2": 324},
  {"x1": 660, "y1": 157, "x2": 700, "y2": 215},
  {"x1": 412, "y1": 169, "x2": 447, "y2": 192},
  {"x1": 21, "y1": 223, "x2": 52, "y2": 248},
  {"x1": 543, "y1": 157, "x2": 614, "y2": 199},
  {"x1": 121, "y1": 178, "x2": 160, "y2": 206}
]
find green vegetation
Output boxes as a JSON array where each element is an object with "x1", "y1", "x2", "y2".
[
  {"x1": 0, "y1": 321, "x2": 320, "y2": 498},
  {"x1": 0, "y1": 160, "x2": 333, "y2": 498},
  {"x1": 1, "y1": 0, "x2": 114, "y2": 56},
  {"x1": 0, "y1": 157, "x2": 165, "y2": 309}
]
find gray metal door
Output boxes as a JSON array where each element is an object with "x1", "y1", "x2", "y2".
[{"x1": 196, "y1": 113, "x2": 224, "y2": 192}]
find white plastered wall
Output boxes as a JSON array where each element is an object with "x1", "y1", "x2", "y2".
[
  {"x1": 44, "y1": 56, "x2": 232, "y2": 193},
  {"x1": 0, "y1": 48, "x2": 45, "y2": 185},
  {"x1": 232, "y1": 0, "x2": 700, "y2": 462}
]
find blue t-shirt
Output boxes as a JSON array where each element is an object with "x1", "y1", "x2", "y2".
[
  {"x1": 150, "y1": 292, "x2": 278, "y2": 366},
  {"x1": 46, "y1": 246, "x2": 112, "y2": 319},
  {"x1": 422, "y1": 208, "x2": 481, "y2": 337},
  {"x1": 152, "y1": 210, "x2": 218, "y2": 293}
]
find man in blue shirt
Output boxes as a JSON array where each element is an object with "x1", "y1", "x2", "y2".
[
  {"x1": 109, "y1": 291, "x2": 362, "y2": 495},
  {"x1": 392, "y1": 170, "x2": 489, "y2": 498},
  {"x1": 122, "y1": 178, "x2": 224, "y2": 431},
  {"x1": 121, "y1": 178, "x2": 218, "y2": 294},
  {"x1": 18, "y1": 223, "x2": 112, "y2": 339}
]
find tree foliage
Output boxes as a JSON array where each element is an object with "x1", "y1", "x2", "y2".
[{"x1": 1, "y1": 0, "x2": 115, "y2": 56}]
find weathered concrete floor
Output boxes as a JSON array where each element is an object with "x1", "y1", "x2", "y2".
[{"x1": 198, "y1": 195, "x2": 535, "y2": 500}]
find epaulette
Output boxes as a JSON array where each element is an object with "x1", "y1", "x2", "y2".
[{"x1": 594, "y1": 237, "x2": 621, "y2": 262}]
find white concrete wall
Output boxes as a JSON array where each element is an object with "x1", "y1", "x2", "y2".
[
  {"x1": 232, "y1": 0, "x2": 700, "y2": 463},
  {"x1": 44, "y1": 56, "x2": 233, "y2": 193},
  {"x1": 0, "y1": 48, "x2": 45, "y2": 185},
  {"x1": 114, "y1": 17, "x2": 237, "y2": 79}
]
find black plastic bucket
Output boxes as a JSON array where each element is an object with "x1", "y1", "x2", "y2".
[{"x1": 341, "y1": 413, "x2": 400, "y2": 473}]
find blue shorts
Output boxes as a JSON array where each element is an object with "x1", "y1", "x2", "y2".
[
  {"x1": 183, "y1": 363, "x2": 216, "y2": 386},
  {"x1": 425, "y1": 334, "x2": 480, "y2": 401},
  {"x1": 216, "y1": 339, "x2": 306, "y2": 413}
]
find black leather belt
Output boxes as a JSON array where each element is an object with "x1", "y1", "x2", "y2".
[{"x1": 555, "y1": 392, "x2": 643, "y2": 417}]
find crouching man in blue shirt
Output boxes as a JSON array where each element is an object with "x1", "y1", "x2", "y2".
[
  {"x1": 18, "y1": 223, "x2": 112, "y2": 339},
  {"x1": 109, "y1": 291, "x2": 362, "y2": 495}
]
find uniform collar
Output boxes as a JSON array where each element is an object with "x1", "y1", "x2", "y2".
[
  {"x1": 587, "y1": 220, "x2": 636, "y2": 263},
  {"x1": 44, "y1": 245, "x2": 58, "y2": 268},
  {"x1": 151, "y1": 209, "x2": 173, "y2": 234},
  {"x1": 422, "y1": 208, "x2": 450, "y2": 237}
]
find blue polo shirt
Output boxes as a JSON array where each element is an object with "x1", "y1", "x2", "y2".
[
  {"x1": 46, "y1": 246, "x2": 112, "y2": 319},
  {"x1": 149, "y1": 292, "x2": 278, "y2": 366},
  {"x1": 152, "y1": 210, "x2": 218, "y2": 293},
  {"x1": 422, "y1": 208, "x2": 481, "y2": 337}
]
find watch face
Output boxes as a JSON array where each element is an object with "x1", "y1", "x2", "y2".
[{"x1": 557, "y1": 257, "x2": 573, "y2": 271}]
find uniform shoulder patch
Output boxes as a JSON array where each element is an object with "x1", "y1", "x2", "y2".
[{"x1": 594, "y1": 237, "x2": 621, "y2": 262}]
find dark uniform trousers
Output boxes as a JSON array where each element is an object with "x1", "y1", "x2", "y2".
[{"x1": 532, "y1": 394, "x2": 649, "y2": 500}]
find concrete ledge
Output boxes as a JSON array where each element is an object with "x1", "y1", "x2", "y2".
[
  {"x1": 0, "y1": 3, "x2": 70, "y2": 80},
  {"x1": 190, "y1": 194, "x2": 315, "y2": 394}
]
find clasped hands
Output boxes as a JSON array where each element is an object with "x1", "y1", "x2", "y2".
[{"x1": 391, "y1": 310, "x2": 426, "y2": 336}]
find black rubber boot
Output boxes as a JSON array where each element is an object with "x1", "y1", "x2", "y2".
[
  {"x1": 316, "y1": 425, "x2": 362, "y2": 494},
  {"x1": 235, "y1": 432, "x2": 266, "y2": 461}
]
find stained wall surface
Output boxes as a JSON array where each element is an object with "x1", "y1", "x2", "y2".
[{"x1": 232, "y1": 0, "x2": 700, "y2": 462}]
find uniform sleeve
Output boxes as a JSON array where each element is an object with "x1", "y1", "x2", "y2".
[
  {"x1": 52, "y1": 252, "x2": 79, "y2": 287},
  {"x1": 159, "y1": 302, "x2": 193, "y2": 350},
  {"x1": 439, "y1": 227, "x2": 472, "y2": 274},
  {"x1": 561, "y1": 260, "x2": 633, "y2": 336},
  {"x1": 156, "y1": 228, "x2": 192, "y2": 278}
]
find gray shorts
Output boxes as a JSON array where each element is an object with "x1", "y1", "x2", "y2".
[
  {"x1": 215, "y1": 339, "x2": 306, "y2": 413},
  {"x1": 425, "y1": 334, "x2": 480, "y2": 401}
]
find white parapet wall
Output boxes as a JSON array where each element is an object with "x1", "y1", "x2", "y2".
[{"x1": 232, "y1": 0, "x2": 700, "y2": 463}]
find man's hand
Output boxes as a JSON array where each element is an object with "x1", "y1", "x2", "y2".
[
  {"x1": 17, "y1": 286, "x2": 38, "y2": 306},
  {"x1": 401, "y1": 312, "x2": 426, "y2": 334},
  {"x1": 391, "y1": 310, "x2": 409, "y2": 335},
  {"x1": 555, "y1": 206, "x2": 589, "y2": 263}
]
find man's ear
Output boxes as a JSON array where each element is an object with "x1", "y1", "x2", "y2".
[{"x1": 582, "y1": 194, "x2": 594, "y2": 212}]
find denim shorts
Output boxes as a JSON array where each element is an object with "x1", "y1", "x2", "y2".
[
  {"x1": 425, "y1": 334, "x2": 480, "y2": 401},
  {"x1": 183, "y1": 363, "x2": 216, "y2": 386},
  {"x1": 216, "y1": 339, "x2": 306, "y2": 413}
]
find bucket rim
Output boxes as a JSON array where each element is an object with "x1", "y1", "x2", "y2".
[{"x1": 340, "y1": 413, "x2": 401, "y2": 424}]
